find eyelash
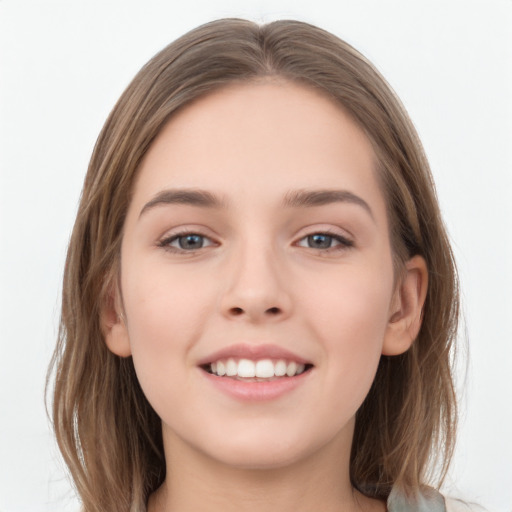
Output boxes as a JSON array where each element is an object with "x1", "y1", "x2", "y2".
[
  {"x1": 296, "y1": 231, "x2": 354, "y2": 252},
  {"x1": 157, "y1": 231, "x2": 217, "y2": 253},
  {"x1": 157, "y1": 230, "x2": 354, "y2": 254}
]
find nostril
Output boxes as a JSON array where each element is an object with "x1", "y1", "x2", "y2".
[
  {"x1": 266, "y1": 307, "x2": 281, "y2": 315},
  {"x1": 229, "y1": 307, "x2": 244, "y2": 316}
]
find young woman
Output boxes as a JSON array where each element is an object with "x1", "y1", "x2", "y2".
[{"x1": 48, "y1": 18, "x2": 471, "y2": 512}]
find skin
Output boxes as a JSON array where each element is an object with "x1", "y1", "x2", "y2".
[{"x1": 103, "y1": 80, "x2": 427, "y2": 512}]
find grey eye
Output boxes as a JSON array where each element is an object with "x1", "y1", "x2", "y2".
[
  {"x1": 307, "y1": 234, "x2": 333, "y2": 249},
  {"x1": 162, "y1": 233, "x2": 215, "y2": 251},
  {"x1": 176, "y1": 234, "x2": 206, "y2": 250},
  {"x1": 297, "y1": 232, "x2": 353, "y2": 251}
]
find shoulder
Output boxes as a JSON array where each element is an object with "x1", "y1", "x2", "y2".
[{"x1": 445, "y1": 497, "x2": 489, "y2": 512}]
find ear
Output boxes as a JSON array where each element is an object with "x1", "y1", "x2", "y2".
[
  {"x1": 382, "y1": 255, "x2": 428, "y2": 356},
  {"x1": 100, "y1": 281, "x2": 132, "y2": 358}
]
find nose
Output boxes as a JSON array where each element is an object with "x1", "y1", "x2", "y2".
[{"x1": 220, "y1": 243, "x2": 292, "y2": 323}]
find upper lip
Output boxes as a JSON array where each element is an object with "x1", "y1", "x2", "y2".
[{"x1": 197, "y1": 343, "x2": 312, "y2": 366}]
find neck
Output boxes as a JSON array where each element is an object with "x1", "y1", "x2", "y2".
[{"x1": 148, "y1": 425, "x2": 385, "y2": 512}]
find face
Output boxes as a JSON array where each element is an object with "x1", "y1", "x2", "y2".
[{"x1": 108, "y1": 81, "x2": 415, "y2": 470}]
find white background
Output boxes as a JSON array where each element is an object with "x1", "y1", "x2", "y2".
[{"x1": 0, "y1": 1, "x2": 511, "y2": 511}]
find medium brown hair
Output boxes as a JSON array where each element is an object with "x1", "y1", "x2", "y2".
[{"x1": 47, "y1": 18, "x2": 459, "y2": 512}]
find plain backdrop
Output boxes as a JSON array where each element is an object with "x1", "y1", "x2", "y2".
[{"x1": 0, "y1": 1, "x2": 511, "y2": 511}]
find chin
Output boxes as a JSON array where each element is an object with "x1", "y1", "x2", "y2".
[
  {"x1": 196, "y1": 429, "x2": 327, "y2": 471},
  {"x1": 211, "y1": 446, "x2": 306, "y2": 471}
]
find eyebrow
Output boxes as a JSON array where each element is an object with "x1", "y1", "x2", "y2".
[
  {"x1": 139, "y1": 187, "x2": 374, "y2": 220},
  {"x1": 139, "y1": 189, "x2": 226, "y2": 217},
  {"x1": 282, "y1": 189, "x2": 374, "y2": 220}
]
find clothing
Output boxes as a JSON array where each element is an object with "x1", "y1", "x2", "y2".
[{"x1": 386, "y1": 487, "x2": 486, "y2": 512}]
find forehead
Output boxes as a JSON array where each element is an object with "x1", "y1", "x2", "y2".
[{"x1": 130, "y1": 80, "x2": 385, "y2": 219}]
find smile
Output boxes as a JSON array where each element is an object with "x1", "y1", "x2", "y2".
[
  {"x1": 205, "y1": 358, "x2": 311, "y2": 379},
  {"x1": 198, "y1": 344, "x2": 314, "y2": 400}
]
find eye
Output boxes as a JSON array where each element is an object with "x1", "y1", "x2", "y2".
[
  {"x1": 297, "y1": 232, "x2": 353, "y2": 250},
  {"x1": 159, "y1": 232, "x2": 216, "y2": 252}
]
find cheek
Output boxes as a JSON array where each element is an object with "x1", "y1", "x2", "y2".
[
  {"x1": 301, "y1": 262, "x2": 393, "y2": 399},
  {"x1": 120, "y1": 262, "x2": 214, "y2": 398},
  {"x1": 123, "y1": 258, "x2": 213, "y2": 338},
  {"x1": 303, "y1": 256, "x2": 394, "y2": 339}
]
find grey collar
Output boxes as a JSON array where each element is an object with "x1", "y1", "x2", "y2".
[{"x1": 387, "y1": 486, "x2": 446, "y2": 512}]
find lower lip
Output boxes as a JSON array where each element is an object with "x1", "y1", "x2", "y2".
[{"x1": 200, "y1": 368, "x2": 312, "y2": 401}]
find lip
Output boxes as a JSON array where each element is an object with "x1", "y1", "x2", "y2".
[
  {"x1": 197, "y1": 343, "x2": 312, "y2": 366},
  {"x1": 200, "y1": 366, "x2": 313, "y2": 401}
]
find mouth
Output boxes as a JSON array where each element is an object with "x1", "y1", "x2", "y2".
[
  {"x1": 197, "y1": 344, "x2": 315, "y2": 400},
  {"x1": 201, "y1": 358, "x2": 314, "y2": 381}
]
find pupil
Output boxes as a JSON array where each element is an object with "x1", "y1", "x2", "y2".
[
  {"x1": 179, "y1": 234, "x2": 203, "y2": 249},
  {"x1": 309, "y1": 234, "x2": 332, "y2": 249}
]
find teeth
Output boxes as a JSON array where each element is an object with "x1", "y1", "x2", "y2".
[
  {"x1": 216, "y1": 360, "x2": 226, "y2": 376},
  {"x1": 255, "y1": 359, "x2": 274, "y2": 378},
  {"x1": 275, "y1": 360, "x2": 287, "y2": 376},
  {"x1": 226, "y1": 358, "x2": 237, "y2": 376},
  {"x1": 286, "y1": 361, "x2": 297, "y2": 377},
  {"x1": 238, "y1": 359, "x2": 256, "y2": 378},
  {"x1": 208, "y1": 358, "x2": 308, "y2": 378}
]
